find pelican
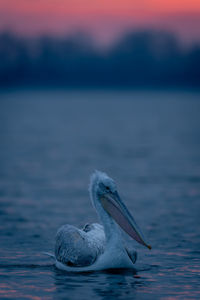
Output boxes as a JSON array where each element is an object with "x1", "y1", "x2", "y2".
[{"x1": 54, "y1": 171, "x2": 151, "y2": 272}]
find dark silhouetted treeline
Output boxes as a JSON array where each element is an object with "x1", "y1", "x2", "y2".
[{"x1": 0, "y1": 31, "x2": 200, "y2": 87}]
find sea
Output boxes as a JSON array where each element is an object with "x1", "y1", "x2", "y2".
[{"x1": 0, "y1": 89, "x2": 200, "y2": 299}]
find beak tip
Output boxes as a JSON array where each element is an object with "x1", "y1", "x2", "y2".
[{"x1": 147, "y1": 245, "x2": 152, "y2": 250}]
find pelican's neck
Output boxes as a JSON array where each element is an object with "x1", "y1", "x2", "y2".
[
  {"x1": 99, "y1": 205, "x2": 121, "y2": 243},
  {"x1": 91, "y1": 191, "x2": 122, "y2": 244}
]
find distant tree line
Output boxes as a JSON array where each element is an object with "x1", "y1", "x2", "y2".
[{"x1": 0, "y1": 30, "x2": 200, "y2": 87}]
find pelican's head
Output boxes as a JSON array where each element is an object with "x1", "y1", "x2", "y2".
[{"x1": 89, "y1": 170, "x2": 151, "y2": 250}]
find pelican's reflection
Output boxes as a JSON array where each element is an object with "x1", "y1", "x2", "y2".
[{"x1": 53, "y1": 267, "x2": 148, "y2": 300}]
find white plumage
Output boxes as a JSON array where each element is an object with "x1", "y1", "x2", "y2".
[{"x1": 53, "y1": 171, "x2": 150, "y2": 272}]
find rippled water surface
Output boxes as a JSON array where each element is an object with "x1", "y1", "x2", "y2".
[{"x1": 0, "y1": 90, "x2": 200, "y2": 299}]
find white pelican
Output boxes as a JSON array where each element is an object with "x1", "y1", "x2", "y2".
[{"x1": 54, "y1": 171, "x2": 151, "y2": 271}]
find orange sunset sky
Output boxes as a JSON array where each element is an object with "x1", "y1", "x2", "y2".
[{"x1": 0, "y1": 0, "x2": 200, "y2": 45}]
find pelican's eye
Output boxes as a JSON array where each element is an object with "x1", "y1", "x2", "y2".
[{"x1": 105, "y1": 186, "x2": 110, "y2": 191}]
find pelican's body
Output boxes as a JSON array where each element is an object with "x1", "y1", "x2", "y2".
[{"x1": 54, "y1": 171, "x2": 150, "y2": 272}]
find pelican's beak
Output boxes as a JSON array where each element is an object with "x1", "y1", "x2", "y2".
[{"x1": 101, "y1": 191, "x2": 151, "y2": 250}]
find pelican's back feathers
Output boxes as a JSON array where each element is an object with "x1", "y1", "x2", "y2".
[{"x1": 55, "y1": 224, "x2": 105, "y2": 267}]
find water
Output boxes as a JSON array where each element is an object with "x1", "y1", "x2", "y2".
[{"x1": 0, "y1": 89, "x2": 200, "y2": 299}]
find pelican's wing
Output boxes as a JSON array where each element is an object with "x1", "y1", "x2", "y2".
[
  {"x1": 55, "y1": 224, "x2": 105, "y2": 267},
  {"x1": 124, "y1": 240, "x2": 137, "y2": 264}
]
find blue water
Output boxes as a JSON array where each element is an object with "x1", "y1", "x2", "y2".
[{"x1": 0, "y1": 89, "x2": 200, "y2": 299}]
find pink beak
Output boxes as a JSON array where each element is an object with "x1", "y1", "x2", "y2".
[{"x1": 101, "y1": 191, "x2": 151, "y2": 250}]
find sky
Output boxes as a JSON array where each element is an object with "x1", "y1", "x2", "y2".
[{"x1": 0, "y1": 0, "x2": 200, "y2": 46}]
